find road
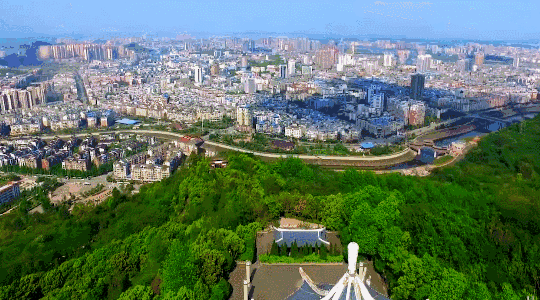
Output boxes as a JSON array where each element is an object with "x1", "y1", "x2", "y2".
[
  {"x1": 36, "y1": 129, "x2": 417, "y2": 164},
  {"x1": 74, "y1": 72, "x2": 88, "y2": 104}
]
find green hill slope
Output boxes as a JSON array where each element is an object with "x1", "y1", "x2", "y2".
[{"x1": 1, "y1": 116, "x2": 540, "y2": 299}]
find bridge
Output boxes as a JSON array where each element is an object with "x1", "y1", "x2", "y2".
[
  {"x1": 409, "y1": 141, "x2": 449, "y2": 156},
  {"x1": 472, "y1": 114, "x2": 511, "y2": 124},
  {"x1": 415, "y1": 123, "x2": 476, "y2": 143},
  {"x1": 406, "y1": 121, "x2": 478, "y2": 157}
]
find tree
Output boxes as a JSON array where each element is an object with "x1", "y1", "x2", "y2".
[
  {"x1": 280, "y1": 244, "x2": 289, "y2": 257},
  {"x1": 429, "y1": 268, "x2": 468, "y2": 300},
  {"x1": 161, "y1": 287, "x2": 195, "y2": 300},
  {"x1": 118, "y1": 285, "x2": 154, "y2": 300},
  {"x1": 210, "y1": 278, "x2": 232, "y2": 300},
  {"x1": 302, "y1": 244, "x2": 310, "y2": 257},
  {"x1": 297, "y1": 245, "x2": 305, "y2": 259},
  {"x1": 270, "y1": 240, "x2": 279, "y2": 256},
  {"x1": 378, "y1": 226, "x2": 410, "y2": 265},
  {"x1": 161, "y1": 240, "x2": 197, "y2": 294},
  {"x1": 464, "y1": 281, "x2": 492, "y2": 300},
  {"x1": 198, "y1": 249, "x2": 227, "y2": 285},
  {"x1": 290, "y1": 240, "x2": 299, "y2": 258},
  {"x1": 322, "y1": 194, "x2": 345, "y2": 231},
  {"x1": 348, "y1": 202, "x2": 379, "y2": 256},
  {"x1": 320, "y1": 244, "x2": 328, "y2": 260}
]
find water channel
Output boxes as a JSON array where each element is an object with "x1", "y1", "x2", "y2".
[{"x1": 389, "y1": 111, "x2": 539, "y2": 171}]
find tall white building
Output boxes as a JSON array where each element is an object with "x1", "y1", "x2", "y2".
[
  {"x1": 383, "y1": 53, "x2": 394, "y2": 67},
  {"x1": 279, "y1": 65, "x2": 288, "y2": 79},
  {"x1": 288, "y1": 59, "x2": 296, "y2": 76},
  {"x1": 194, "y1": 66, "x2": 203, "y2": 83},
  {"x1": 244, "y1": 78, "x2": 256, "y2": 94},
  {"x1": 368, "y1": 93, "x2": 384, "y2": 115},
  {"x1": 416, "y1": 54, "x2": 432, "y2": 73}
]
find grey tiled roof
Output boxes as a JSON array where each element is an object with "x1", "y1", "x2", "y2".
[
  {"x1": 285, "y1": 281, "x2": 358, "y2": 300},
  {"x1": 285, "y1": 281, "x2": 391, "y2": 300}
]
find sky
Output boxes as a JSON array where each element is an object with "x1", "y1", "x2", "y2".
[{"x1": 1, "y1": 0, "x2": 539, "y2": 41}]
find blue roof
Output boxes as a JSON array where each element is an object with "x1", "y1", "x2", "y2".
[
  {"x1": 117, "y1": 118, "x2": 140, "y2": 125},
  {"x1": 273, "y1": 229, "x2": 328, "y2": 247},
  {"x1": 361, "y1": 142, "x2": 375, "y2": 149}
]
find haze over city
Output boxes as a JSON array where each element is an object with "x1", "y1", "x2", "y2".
[{"x1": 2, "y1": 0, "x2": 540, "y2": 41}]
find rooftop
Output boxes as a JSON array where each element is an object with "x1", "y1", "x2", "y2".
[
  {"x1": 116, "y1": 118, "x2": 140, "y2": 125},
  {"x1": 273, "y1": 226, "x2": 329, "y2": 248}
]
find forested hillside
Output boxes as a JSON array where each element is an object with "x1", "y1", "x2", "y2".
[{"x1": 1, "y1": 115, "x2": 539, "y2": 299}]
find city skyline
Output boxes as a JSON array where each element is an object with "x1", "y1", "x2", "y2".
[{"x1": 1, "y1": 0, "x2": 540, "y2": 42}]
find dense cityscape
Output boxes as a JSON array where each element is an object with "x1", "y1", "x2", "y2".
[{"x1": 1, "y1": 0, "x2": 540, "y2": 299}]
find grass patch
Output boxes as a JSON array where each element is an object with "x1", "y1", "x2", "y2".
[
  {"x1": 433, "y1": 155, "x2": 454, "y2": 166},
  {"x1": 259, "y1": 254, "x2": 343, "y2": 263}
]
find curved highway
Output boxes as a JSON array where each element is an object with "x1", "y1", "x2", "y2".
[{"x1": 36, "y1": 129, "x2": 417, "y2": 164}]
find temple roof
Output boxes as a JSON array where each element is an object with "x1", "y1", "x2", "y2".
[{"x1": 273, "y1": 227, "x2": 329, "y2": 247}]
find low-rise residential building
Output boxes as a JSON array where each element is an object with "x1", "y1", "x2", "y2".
[
  {"x1": 113, "y1": 160, "x2": 131, "y2": 180},
  {"x1": 18, "y1": 154, "x2": 42, "y2": 169},
  {"x1": 10, "y1": 123, "x2": 43, "y2": 135},
  {"x1": 359, "y1": 116, "x2": 403, "y2": 137},
  {"x1": 62, "y1": 157, "x2": 91, "y2": 172},
  {"x1": 41, "y1": 154, "x2": 65, "y2": 170},
  {"x1": 177, "y1": 136, "x2": 203, "y2": 156},
  {"x1": 131, "y1": 163, "x2": 170, "y2": 182},
  {"x1": 285, "y1": 124, "x2": 305, "y2": 139}
]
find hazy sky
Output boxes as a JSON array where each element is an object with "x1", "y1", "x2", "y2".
[{"x1": 1, "y1": 0, "x2": 539, "y2": 40}]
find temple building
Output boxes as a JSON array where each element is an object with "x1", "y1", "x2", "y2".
[
  {"x1": 273, "y1": 226, "x2": 330, "y2": 248},
  {"x1": 285, "y1": 243, "x2": 390, "y2": 300}
]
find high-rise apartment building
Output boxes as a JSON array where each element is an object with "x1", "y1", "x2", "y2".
[
  {"x1": 279, "y1": 65, "x2": 288, "y2": 79},
  {"x1": 408, "y1": 101, "x2": 426, "y2": 126},
  {"x1": 397, "y1": 50, "x2": 410, "y2": 65},
  {"x1": 236, "y1": 105, "x2": 252, "y2": 127},
  {"x1": 38, "y1": 44, "x2": 131, "y2": 61},
  {"x1": 416, "y1": 54, "x2": 432, "y2": 73},
  {"x1": 244, "y1": 78, "x2": 256, "y2": 94},
  {"x1": 475, "y1": 52, "x2": 485, "y2": 66},
  {"x1": 210, "y1": 64, "x2": 220, "y2": 76},
  {"x1": 241, "y1": 56, "x2": 248, "y2": 69},
  {"x1": 411, "y1": 73, "x2": 425, "y2": 100},
  {"x1": 315, "y1": 45, "x2": 339, "y2": 70},
  {"x1": 288, "y1": 59, "x2": 296, "y2": 76},
  {"x1": 457, "y1": 59, "x2": 472, "y2": 72},
  {"x1": 194, "y1": 67, "x2": 203, "y2": 83},
  {"x1": 383, "y1": 53, "x2": 394, "y2": 67}
]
